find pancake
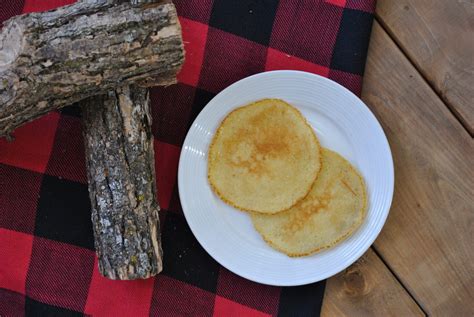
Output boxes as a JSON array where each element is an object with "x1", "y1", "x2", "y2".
[
  {"x1": 208, "y1": 98, "x2": 321, "y2": 214},
  {"x1": 251, "y1": 148, "x2": 367, "y2": 256}
]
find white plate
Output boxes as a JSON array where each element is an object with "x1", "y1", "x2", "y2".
[{"x1": 178, "y1": 70, "x2": 394, "y2": 286}]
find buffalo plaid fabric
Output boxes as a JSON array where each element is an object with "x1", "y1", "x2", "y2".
[{"x1": 0, "y1": 0, "x2": 375, "y2": 315}]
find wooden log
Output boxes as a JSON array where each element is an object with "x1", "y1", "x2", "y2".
[
  {"x1": 79, "y1": 0, "x2": 176, "y2": 280},
  {"x1": 0, "y1": 0, "x2": 183, "y2": 137},
  {"x1": 81, "y1": 85, "x2": 163, "y2": 280}
]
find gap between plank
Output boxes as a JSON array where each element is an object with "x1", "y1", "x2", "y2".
[
  {"x1": 370, "y1": 246, "x2": 428, "y2": 316},
  {"x1": 374, "y1": 15, "x2": 473, "y2": 138}
]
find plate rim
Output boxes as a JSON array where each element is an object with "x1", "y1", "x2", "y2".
[{"x1": 178, "y1": 70, "x2": 394, "y2": 286}]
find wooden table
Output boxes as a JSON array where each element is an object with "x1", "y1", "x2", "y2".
[{"x1": 321, "y1": 1, "x2": 474, "y2": 316}]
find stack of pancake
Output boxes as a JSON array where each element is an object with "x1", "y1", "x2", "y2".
[{"x1": 208, "y1": 99, "x2": 367, "y2": 256}]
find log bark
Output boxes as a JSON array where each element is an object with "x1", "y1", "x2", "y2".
[
  {"x1": 82, "y1": 85, "x2": 163, "y2": 280},
  {"x1": 0, "y1": 0, "x2": 183, "y2": 137},
  {"x1": 79, "y1": 0, "x2": 175, "y2": 280}
]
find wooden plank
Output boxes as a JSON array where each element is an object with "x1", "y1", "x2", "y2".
[
  {"x1": 361, "y1": 21, "x2": 474, "y2": 316},
  {"x1": 376, "y1": 0, "x2": 474, "y2": 135},
  {"x1": 322, "y1": 248, "x2": 424, "y2": 316}
]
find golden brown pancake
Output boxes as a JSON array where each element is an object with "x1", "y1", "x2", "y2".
[
  {"x1": 208, "y1": 98, "x2": 321, "y2": 214},
  {"x1": 251, "y1": 148, "x2": 367, "y2": 256}
]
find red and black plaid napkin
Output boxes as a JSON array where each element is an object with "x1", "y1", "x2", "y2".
[{"x1": 0, "y1": 0, "x2": 375, "y2": 315}]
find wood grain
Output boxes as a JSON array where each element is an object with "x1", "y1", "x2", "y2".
[
  {"x1": 322, "y1": 248, "x2": 424, "y2": 316},
  {"x1": 376, "y1": 0, "x2": 474, "y2": 135},
  {"x1": 361, "y1": 21, "x2": 474, "y2": 316}
]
